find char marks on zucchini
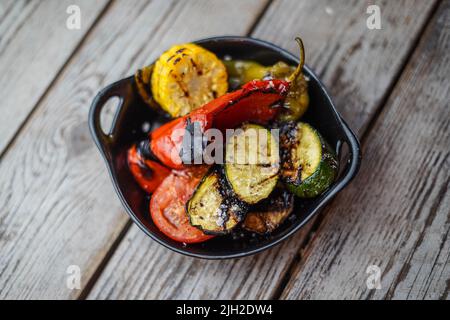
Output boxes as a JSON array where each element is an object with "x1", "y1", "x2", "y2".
[
  {"x1": 187, "y1": 167, "x2": 248, "y2": 235},
  {"x1": 225, "y1": 123, "x2": 280, "y2": 204},
  {"x1": 280, "y1": 122, "x2": 338, "y2": 198}
]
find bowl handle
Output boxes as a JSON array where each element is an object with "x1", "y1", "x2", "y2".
[
  {"x1": 88, "y1": 78, "x2": 132, "y2": 160},
  {"x1": 334, "y1": 118, "x2": 362, "y2": 193}
]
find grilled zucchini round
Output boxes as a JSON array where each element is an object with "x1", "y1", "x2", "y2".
[
  {"x1": 225, "y1": 124, "x2": 280, "y2": 204},
  {"x1": 280, "y1": 122, "x2": 338, "y2": 198},
  {"x1": 187, "y1": 168, "x2": 247, "y2": 235},
  {"x1": 151, "y1": 43, "x2": 228, "y2": 118}
]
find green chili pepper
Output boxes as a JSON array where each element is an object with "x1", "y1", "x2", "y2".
[{"x1": 223, "y1": 37, "x2": 309, "y2": 121}]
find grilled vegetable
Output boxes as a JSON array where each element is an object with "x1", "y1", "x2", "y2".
[
  {"x1": 150, "y1": 79, "x2": 289, "y2": 169},
  {"x1": 150, "y1": 165, "x2": 214, "y2": 243},
  {"x1": 224, "y1": 60, "x2": 295, "y2": 89},
  {"x1": 243, "y1": 188, "x2": 294, "y2": 234},
  {"x1": 225, "y1": 124, "x2": 280, "y2": 204},
  {"x1": 187, "y1": 168, "x2": 247, "y2": 234},
  {"x1": 224, "y1": 38, "x2": 309, "y2": 121},
  {"x1": 280, "y1": 122, "x2": 338, "y2": 198},
  {"x1": 135, "y1": 65, "x2": 160, "y2": 111},
  {"x1": 127, "y1": 142, "x2": 171, "y2": 194},
  {"x1": 151, "y1": 43, "x2": 228, "y2": 118}
]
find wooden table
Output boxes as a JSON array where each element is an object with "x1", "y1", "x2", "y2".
[{"x1": 0, "y1": 0, "x2": 448, "y2": 300}]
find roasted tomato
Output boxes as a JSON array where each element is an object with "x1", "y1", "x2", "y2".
[{"x1": 150, "y1": 165, "x2": 214, "y2": 243}]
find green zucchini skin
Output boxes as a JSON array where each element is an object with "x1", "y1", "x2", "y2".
[
  {"x1": 186, "y1": 167, "x2": 248, "y2": 235},
  {"x1": 280, "y1": 122, "x2": 338, "y2": 198},
  {"x1": 285, "y1": 148, "x2": 337, "y2": 197},
  {"x1": 225, "y1": 123, "x2": 280, "y2": 205}
]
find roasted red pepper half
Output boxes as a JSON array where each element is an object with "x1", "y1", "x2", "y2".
[
  {"x1": 127, "y1": 143, "x2": 171, "y2": 193},
  {"x1": 150, "y1": 79, "x2": 289, "y2": 169}
]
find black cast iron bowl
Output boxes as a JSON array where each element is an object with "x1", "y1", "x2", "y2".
[{"x1": 89, "y1": 36, "x2": 361, "y2": 259}]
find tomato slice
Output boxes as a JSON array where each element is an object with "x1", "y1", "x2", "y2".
[
  {"x1": 127, "y1": 145, "x2": 171, "y2": 194},
  {"x1": 150, "y1": 166, "x2": 214, "y2": 243}
]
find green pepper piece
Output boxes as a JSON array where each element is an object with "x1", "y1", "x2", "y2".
[
  {"x1": 278, "y1": 37, "x2": 309, "y2": 122},
  {"x1": 223, "y1": 60, "x2": 267, "y2": 89}
]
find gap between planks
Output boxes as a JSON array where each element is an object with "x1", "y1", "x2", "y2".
[
  {"x1": 78, "y1": 220, "x2": 133, "y2": 300},
  {"x1": 246, "y1": 0, "x2": 273, "y2": 35}
]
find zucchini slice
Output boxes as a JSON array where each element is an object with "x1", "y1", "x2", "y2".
[
  {"x1": 225, "y1": 123, "x2": 280, "y2": 204},
  {"x1": 187, "y1": 168, "x2": 247, "y2": 235},
  {"x1": 151, "y1": 43, "x2": 228, "y2": 118},
  {"x1": 243, "y1": 188, "x2": 294, "y2": 234},
  {"x1": 280, "y1": 122, "x2": 338, "y2": 198}
]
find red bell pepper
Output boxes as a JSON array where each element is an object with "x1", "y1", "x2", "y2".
[
  {"x1": 127, "y1": 144, "x2": 171, "y2": 193},
  {"x1": 150, "y1": 79, "x2": 289, "y2": 169}
]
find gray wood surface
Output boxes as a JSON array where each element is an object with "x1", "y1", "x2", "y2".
[
  {"x1": 281, "y1": 0, "x2": 450, "y2": 300},
  {"x1": 0, "y1": 0, "x2": 109, "y2": 154},
  {"x1": 0, "y1": 0, "x2": 269, "y2": 300},
  {"x1": 87, "y1": 0, "x2": 438, "y2": 299}
]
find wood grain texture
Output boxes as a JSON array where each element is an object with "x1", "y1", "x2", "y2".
[
  {"x1": 0, "y1": 0, "x2": 40, "y2": 47},
  {"x1": 88, "y1": 224, "x2": 316, "y2": 299},
  {"x1": 0, "y1": 0, "x2": 109, "y2": 155},
  {"x1": 87, "y1": 0, "x2": 437, "y2": 299},
  {"x1": 282, "y1": 0, "x2": 450, "y2": 300},
  {"x1": 0, "y1": 0, "x2": 39, "y2": 51},
  {"x1": 0, "y1": 0, "x2": 270, "y2": 300}
]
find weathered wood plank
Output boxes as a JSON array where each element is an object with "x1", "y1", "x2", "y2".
[
  {"x1": 281, "y1": 0, "x2": 450, "y2": 300},
  {"x1": 88, "y1": 224, "x2": 316, "y2": 299},
  {"x1": 0, "y1": 0, "x2": 16, "y2": 22},
  {"x1": 0, "y1": 0, "x2": 269, "y2": 300},
  {"x1": 0, "y1": 0, "x2": 109, "y2": 155},
  {"x1": 87, "y1": 0, "x2": 437, "y2": 299}
]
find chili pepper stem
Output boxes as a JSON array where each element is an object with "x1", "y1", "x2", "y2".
[{"x1": 288, "y1": 37, "x2": 305, "y2": 83}]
